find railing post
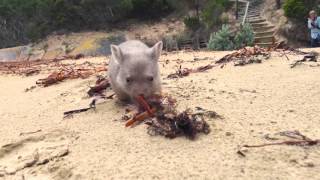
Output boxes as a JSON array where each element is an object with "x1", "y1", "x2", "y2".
[{"x1": 235, "y1": 0, "x2": 239, "y2": 20}]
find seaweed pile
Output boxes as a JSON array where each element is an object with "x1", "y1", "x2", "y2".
[{"x1": 124, "y1": 94, "x2": 212, "y2": 140}]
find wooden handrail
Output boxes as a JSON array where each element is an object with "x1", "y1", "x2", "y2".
[{"x1": 230, "y1": 0, "x2": 250, "y2": 25}]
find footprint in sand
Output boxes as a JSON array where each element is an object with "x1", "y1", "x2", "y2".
[{"x1": 0, "y1": 129, "x2": 78, "y2": 179}]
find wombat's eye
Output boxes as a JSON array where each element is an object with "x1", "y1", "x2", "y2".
[
  {"x1": 147, "y1": 77, "x2": 154, "y2": 82},
  {"x1": 126, "y1": 78, "x2": 132, "y2": 83}
]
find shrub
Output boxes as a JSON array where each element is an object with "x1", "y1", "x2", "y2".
[
  {"x1": 163, "y1": 35, "x2": 179, "y2": 51},
  {"x1": 201, "y1": 0, "x2": 232, "y2": 28},
  {"x1": 283, "y1": 0, "x2": 320, "y2": 20},
  {"x1": 220, "y1": 12, "x2": 229, "y2": 24},
  {"x1": 184, "y1": 16, "x2": 201, "y2": 31},
  {"x1": 234, "y1": 23, "x2": 254, "y2": 49},
  {"x1": 283, "y1": 0, "x2": 308, "y2": 20},
  {"x1": 129, "y1": 0, "x2": 173, "y2": 19},
  {"x1": 208, "y1": 24, "x2": 234, "y2": 50}
]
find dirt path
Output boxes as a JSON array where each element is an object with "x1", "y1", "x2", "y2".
[{"x1": 0, "y1": 49, "x2": 320, "y2": 179}]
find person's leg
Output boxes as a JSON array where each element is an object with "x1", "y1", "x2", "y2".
[
  {"x1": 311, "y1": 38, "x2": 316, "y2": 47},
  {"x1": 316, "y1": 36, "x2": 320, "y2": 47},
  {"x1": 276, "y1": 0, "x2": 281, "y2": 9}
]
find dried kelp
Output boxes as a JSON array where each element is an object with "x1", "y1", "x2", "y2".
[
  {"x1": 145, "y1": 110, "x2": 210, "y2": 140},
  {"x1": 125, "y1": 94, "x2": 213, "y2": 140},
  {"x1": 87, "y1": 77, "x2": 111, "y2": 97},
  {"x1": 243, "y1": 130, "x2": 320, "y2": 148},
  {"x1": 290, "y1": 52, "x2": 318, "y2": 68},
  {"x1": 36, "y1": 66, "x2": 106, "y2": 87},
  {"x1": 216, "y1": 45, "x2": 271, "y2": 66},
  {"x1": 0, "y1": 54, "x2": 84, "y2": 75},
  {"x1": 167, "y1": 64, "x2": 215, "y2": 79}
]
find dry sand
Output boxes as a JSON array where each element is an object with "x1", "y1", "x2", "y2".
[{"x1": 0, "y1": 49, "x2": 320, "y2": 180}]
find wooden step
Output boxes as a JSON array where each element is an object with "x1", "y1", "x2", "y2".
[
  {"x1": 255, "y1": 42, "x2": 278, "y2": 48},
  {"x1": 240, "y1": 15, "x2": 262, "y2": 20},
  {"x1": 251, "y1": 23, "x2": 269, "y2": 28},
  {"x1": 254, "y1": 31, "x2": 275, "y2": 37},
  {"x1": 253, "y1": 26, "x2": 275, "y2": 32},
  {"x1": 254, "y1": 36, "x2": 275, "y2": 43},
  {"x1": 247, "y1": 13, "x2": 261, "y2": 17},
  {"x1": 249, "y1": 19, "x2": 266, "y2": 23},
  {"x1": 247, "y1": 16, "x2": 264, "y2": 20},
  {"x1": 248, "y1": 10, "x2": 260, "y2": 14}
]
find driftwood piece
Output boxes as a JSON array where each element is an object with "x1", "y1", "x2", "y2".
[
  {"x1": 63, "y1": 99, "x2": 97, "y2": 118},
  {"x1": 216, "y1": 46, "x2": 270, "y2": 66},
  {"x1": 243, "y1": 131, "x2": 320, "y2": 148},
  {"x1": 87, "y1": 77, "x2": 111, "y2": 97},
  {"x1": 37, "y1": 66, "x2": 107, "y2": 87},
  {"x1": 0, "y1": 54, "x2": 84, "y2": 75},
  {"x1": 167, "y1": 64, "x2": 215, "y2": 79},
  {"x1": 135, "y1": 95, "x2": 155, "y2": 115},
  {"x1": 243, "y1": 140, "x2": 320, "y2": 148},
  {"x1": 290, "y1": 52, "x2": 318, "y2": 68},
  {"x1": 125, "y1": 108, "x2": 157, "y2": 127}
]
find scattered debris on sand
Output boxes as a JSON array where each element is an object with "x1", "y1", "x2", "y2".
[
  {"x1": 36, "y1": 65, "x2": 106, "y2": 87},
  {"x1": 0, "y1": 54, "x2": 84, "y2": 75},
  {"x1": 124, "y1": 94, "x2": 214, "y2": 140},
  {"x1": 19, "y1": 129, "x2": 42, "y2": 136},
  {"x1": 63, "y1": 99, "x2": 97, "y2": 119},
  {"x1": 167, "y1": 44, "x2": 287, "y2": 79},
  {"x1": 216, "y1": 45, "x2": 271, "y2": 67},
  {"x1": 290, "y1": 52, "x2": 318, "y2": 68},
  {"x1": 24, "y1": 85, "x2": 37, "y2": 92},
  {"x1": 87, "y1": 76, "x2": 111, "y2": 97},
  {"x1": 243, "y1": 130, "x2": 320, "y2": 148},
  {"x1": 167, "y1": 64, "x2": 216, "y2": 79}
]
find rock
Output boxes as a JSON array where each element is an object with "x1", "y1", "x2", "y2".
[
  {"x1": 69, "y1": 35, "x2": 126, "y2": 57},
  {"x1": 18, "y1": 46, "x2": 32, "y2": 61},
  {"x1": 0, "y1": 46, "x2": 28, "y2": 62},
  {"x1": 29, "y1": 49, "x2": 45, "y2": 61},
  {"x1": 43, "y1": 48, "x2": 64, "y2": 60}
]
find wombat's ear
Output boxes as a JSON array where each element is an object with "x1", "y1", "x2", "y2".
[
  {"x1": 150, "y1": 41, "x2": 163, "y2": 61},
  {"x1": 111, "y1": 45, "x2": 123, "y2": 63}
]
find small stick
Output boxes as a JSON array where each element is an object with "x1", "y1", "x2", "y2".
[
  {"x1": 136, "y1": 95, "x2": 154, "y2": 116},
  {"x1": 87, "y1": 79, "x2": 110, "y2": 97},
  {"x1": 243, "y1": 139, "x2": 320, "y2": 148},
  {"x1": 280, "y1": 51, "x2": 290, "y2": 61},
  {"x1": 125, "y1": 108, "x2": 157, "y2": 127},
  {"x1": 19, "y1": 129, "x2": 42, "y2": 136},
  {"x1": 63, "y1": 99, "x2": 96, "y2": 118}
]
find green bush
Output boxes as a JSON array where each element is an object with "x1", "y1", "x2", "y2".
[
  {"x1": 208, "y1": 24, "x2": 234, "y2": 50},
  {"x1": 220, "y1": 12, "x2": 229, "y2": 24},
  {"x1": 234, "y1": 23, "x2": 254, "y2": 49},
  {"x1": 201, "y1": 0, "x2": 232, "y2": 28},
  {"x1": 184, "y1": 16, "x2": 201, "y2": 31},
  {"x1": 129, "y1": 0, "x2": 172, "y2": 19},
  {"x1": 283, "y1": 0, "x2": 308, "y2": 20},
  {"x1": 283, "y1": 0, "x2": 320, "y2": 20}
]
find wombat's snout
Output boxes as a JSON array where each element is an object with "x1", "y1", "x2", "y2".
[{"x1": 131, "y1": 87, "x2": 151, "y2": 99}]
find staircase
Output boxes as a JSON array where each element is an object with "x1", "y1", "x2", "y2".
[{"x1": 238, "y1": 0, "x2": 277, "y2": 48}]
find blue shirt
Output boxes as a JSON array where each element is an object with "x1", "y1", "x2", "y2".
[{"x1": 308, "y1": 16, "x2": 320, "y2": 39}]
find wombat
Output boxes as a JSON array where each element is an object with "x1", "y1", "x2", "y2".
[{"x1": 109, "y1": 40, "x2": 163, "y2": 102}]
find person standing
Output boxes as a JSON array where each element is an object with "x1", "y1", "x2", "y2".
[{"x1": 308, "y1": 10, "x2": 320, "y2": 47}]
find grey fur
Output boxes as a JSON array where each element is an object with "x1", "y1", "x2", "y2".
[{"x1": 109, "y1": 40, "x2": 162, "y2": 102}]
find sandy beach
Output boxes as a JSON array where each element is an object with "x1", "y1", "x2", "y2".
[{"x1": 1, "y1": 49, "x2": 320, "y2": 180}]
